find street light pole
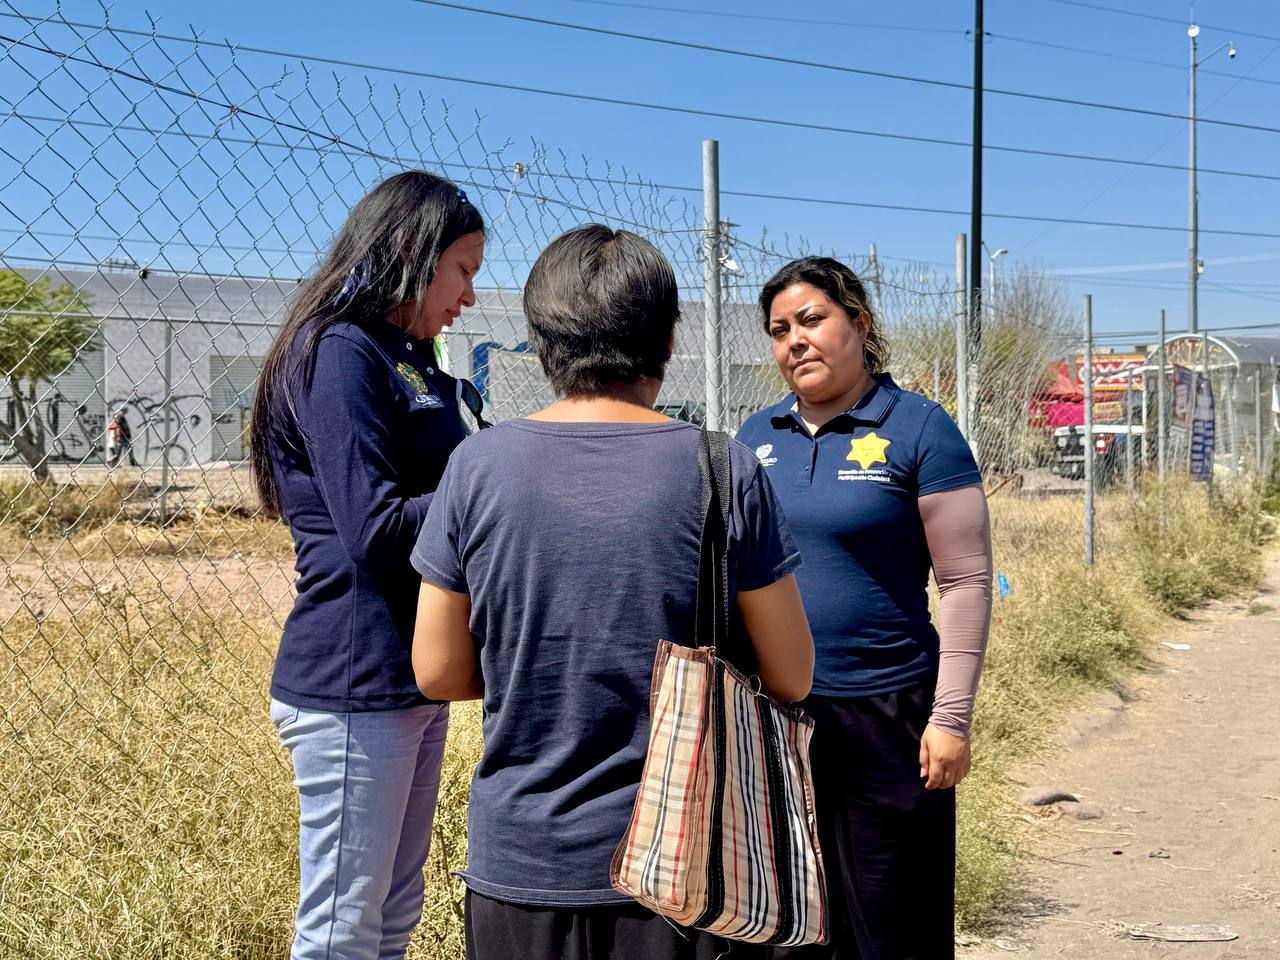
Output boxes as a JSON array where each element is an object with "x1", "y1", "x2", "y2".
[
  {"x1": 1188, "y1": 23, "x2": 1199, "y2": 334},
  {"x1": 983, "y1": 243, "x2": 1007, "y2": 302},
  {"x1": 1187, "y1": 25, "x2": 1236, "y2": 334}
]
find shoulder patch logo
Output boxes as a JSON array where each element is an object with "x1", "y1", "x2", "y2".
[
  {"x1": 754, "y1": 442, "x2": 778, "y2": 467},
  {"x1": 395, "y1": 362, "x2": 430, "y2": 396},
  {"x1": 846, "y1": 431, "x2": 891, "y2": 469}
]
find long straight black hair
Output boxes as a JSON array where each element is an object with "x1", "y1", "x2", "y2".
[{"x1": 250, "y1": 171, "x2": 484, "y2": 517}]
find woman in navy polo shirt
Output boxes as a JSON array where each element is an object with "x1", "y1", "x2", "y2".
[
  {"x1": 249, "y1": 171, "x2": 484, "y2": 960},
  {"x1": 737, "y1": 257, "x2": 993, "y2": 960}
]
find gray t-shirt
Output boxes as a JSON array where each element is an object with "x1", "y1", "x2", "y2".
[{"x1": 411, "y1": 418, "x2": 801, "y2": 906}]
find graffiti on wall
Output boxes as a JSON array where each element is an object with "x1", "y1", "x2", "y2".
[{"x1": 1, "y1": 392, "x2": 206, "y2": 466}]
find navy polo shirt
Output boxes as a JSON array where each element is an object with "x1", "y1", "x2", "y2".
[
  {"x1": 736, "y1": 374, "x2": 981, "y2": 697},
  {"x1": 268, "y1": 319, "x2": 469, "y2": 712}
]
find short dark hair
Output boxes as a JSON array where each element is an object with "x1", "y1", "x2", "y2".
[
  {"x1": 523, "y1": 225, "x2": 680, "y2": 397},
  {"x1": 759, "y1": 256, "x2": 890, "y2": 375}
]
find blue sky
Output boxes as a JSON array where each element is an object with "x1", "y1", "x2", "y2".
[{"x1": 7, "y1": 0, "x2": 1280, "y2": 338}]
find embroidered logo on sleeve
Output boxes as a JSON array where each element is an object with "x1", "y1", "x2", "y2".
[
  {"x1": 396, "y1": 362, "x2": 430, "y2": 395},
  {"x1": 396, "y1": 362, "x2": 446, "y2": 408}
]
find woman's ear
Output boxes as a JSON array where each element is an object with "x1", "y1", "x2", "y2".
[{"x1": 855, "y1": 309, "x2": 873, "y2": 342}]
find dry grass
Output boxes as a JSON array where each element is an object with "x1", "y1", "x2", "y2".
[
  {"x1": 0, "y1": 475, "x2": 1271, "y2": 955},
  {"x1": 0, "y1": 475, "x2": 127, "y2": 538},
  {"x1": 0, "y1": 593, "x2": 481, "y2": 960}
]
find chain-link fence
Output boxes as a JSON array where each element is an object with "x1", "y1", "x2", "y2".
[{"x1": 2, "y1": 5, "x2": 1278, "y2": 959}]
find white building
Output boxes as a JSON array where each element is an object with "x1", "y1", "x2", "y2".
[{"x1": 3, "y1": 267, "x2": 780, "y2": 469}]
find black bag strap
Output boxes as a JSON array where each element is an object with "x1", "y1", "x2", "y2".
[{"x1": 694, "y1": 428, "x2": 732, "y2": 651}]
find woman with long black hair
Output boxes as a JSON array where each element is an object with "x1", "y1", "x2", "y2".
[{"x1": 250, "y1": 170, "x2": 485, "y2": 960}]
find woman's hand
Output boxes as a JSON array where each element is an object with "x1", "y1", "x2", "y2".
[{"x1": 918, "y1": 723, "x2": 971, "y2": 790}]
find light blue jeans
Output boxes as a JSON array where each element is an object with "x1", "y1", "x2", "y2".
[{"x1": 271, "y1": 699, "x2": 450, "y2": 960}]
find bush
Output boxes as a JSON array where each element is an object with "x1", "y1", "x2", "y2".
[
  {"x1": 1127, "y1": 477, "x2": 1267, "y2": 616},
  {"x1": 1142, "y1": 559, "x2": 1216, "y2": 614}
]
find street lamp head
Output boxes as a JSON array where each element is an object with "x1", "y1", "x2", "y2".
[
  {"x1": 996, "y1": 248, "x2": 1009, "y2": 257},
  {"x1": 1188, "y1": 23, "x2": 1201, "y2": 38}
]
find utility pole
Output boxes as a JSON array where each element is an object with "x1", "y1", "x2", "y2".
[{"x1": 969, "y1": 0, "x2": 984, "y2": 463}]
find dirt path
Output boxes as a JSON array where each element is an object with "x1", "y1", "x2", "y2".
[{"x1": 962, "y1": 547, "x2": 1280, "y2": 959}]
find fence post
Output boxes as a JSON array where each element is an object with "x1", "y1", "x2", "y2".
[
  {"x1": 1140, "y1": 367, "x2": 1149, "y2": 471},
  {"x1": 954, "y1": 233, "x2": 969, "y2": 442},
  {"x1": 1125, "y1": 368, "x2": 1135, "y2": 495},
  {"x1": 1252, "y1": 373, "x2": 1262, "y2": 474},
  {"x1": 102, "y1": 340, "x2": 112, "y2": 464},
  {"x1": 1272, "y1": 356, "x2": 1279, "y2": 482},
  {"x1": 159, "y1": 316, "x2": 173, "y2": 526},
  {"x1": 1157, "y1": 309, "x2": 1167, "y2": 484},
  {"x1": 1084, "y1": 294, "x2": 1095, "y2": 568},
  {"x1": 702, "y1": 139, "x2": 723, "y2": 432},
  {"x1": 1226, "y1": 367, "x2": 1238, "y2": 473}
]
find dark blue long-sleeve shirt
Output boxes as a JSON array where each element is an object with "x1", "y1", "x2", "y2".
[{"x1": 268, "y1": 318, "x2": 468, "y2": 711}]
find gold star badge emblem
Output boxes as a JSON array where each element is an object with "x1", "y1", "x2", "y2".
[{"x1": 846, "y1": 431, "x2": 891, "y2": 469}]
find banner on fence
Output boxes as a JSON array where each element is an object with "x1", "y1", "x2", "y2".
[{"x1": 1172, "y1": 364, "x2": 1196, "y2": 427}]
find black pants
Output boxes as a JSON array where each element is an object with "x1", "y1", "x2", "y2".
[
  {"x1": 774, "y1": 686, "x2": 956, "y2": 960},
  {"x1": 465, "y1": 889, "x2": 768, "y2": 960}
]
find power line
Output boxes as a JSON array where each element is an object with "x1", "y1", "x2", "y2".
[
  {"x1": 14, "y1": 108, "x2": 1280, "y2": 242},
  {"x1": 1202, "y1": 281, "x2": 1280, "y2": 307},
  {"x1": 1015, "y1": 36, "x2": 1280, "y2": 253},
  {"x1": 1039, "y1": 0, "x2": 1280, "y2": 45},
  {"x1": 988, "y1": 31, "x2": 1280, "y2": 89},
  {"x1": 5, "y1": 15, "x2": 1278, "y2": 186},
  {"x1": 563, "y1": 0, "x2": 958, "y2": 35},
  {"x1": 705, "y1": 187, "x2": 1280, "y2": 240},
  {"x1": 1203, "y1": 321, "x2": 1280, "y2": 333},
  {"x1": 1050, "y1": 252, "x2": 1280, "y2": 276},
  {"x1": 410, "y1": 0, "x2": 1280, "y2": 136},
  {"x1": 0, "y1": 44, "x2": 698, "y2": 238},
  {"x1": 556, "y1": 4, "x2": 1280, "y2": 91}
]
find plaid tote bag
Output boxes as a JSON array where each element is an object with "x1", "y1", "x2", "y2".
[{"x1": 610, "y1": 429, "x2": 828, "y2": 947}]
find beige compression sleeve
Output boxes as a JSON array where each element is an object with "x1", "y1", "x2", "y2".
[{"x1": 918, "y1": 483, "x2": 993, "y2": 738}]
